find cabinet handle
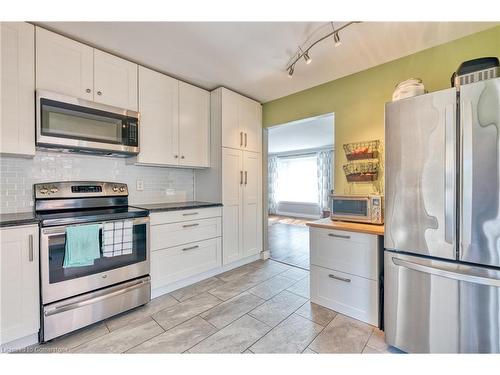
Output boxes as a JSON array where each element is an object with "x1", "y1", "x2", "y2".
[
  {"x1": 244, "y1": 133, "x2": 247, "y2": 147},
  {"x1": 28, "y1": 234, "x2": 34, "y2": 262},
  {"x1": 182, "y1": 223, "x2": 199, "y2": 228},
  {"x1": 182, "y1": 212, "x2": 199, "y2": 216},
  {"x1": 85, "y1": 88, "x2": 91, "y2": 93},
  {"x1": 181, "y1": 155, "x2": 185, "y2": 159},
  {"x1": 328, "y1": 274, "x2": 351, "y2": 283},
  {"x1": 240, "y1": 132, "x2": 243, "y2": 147},
  {"x1": 244, "y1": 171, "x2": 248, "y2": 185},
  {"x1": 174, "y1": 155, "x2": 179, "y2": 158},
  {"x1": 182, "y1": 245, "x2": 199, "y2": 252},
  {"x1": 240, "y1": 171, "x2": 243, "y2": 185},
  {"x1": 328, "y1": 233, "x2": 351, "y2": 239},
  {"x1": 97, "y1": 91, "x2": 102, "y2": 96}
]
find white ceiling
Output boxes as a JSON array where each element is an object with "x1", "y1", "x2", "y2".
[
  {"x1": 268, "y1": 114, "x2": 334, "y2": 154},
  {"x1": 37, "y1": 22, "x2": 498, "y2": 103}
]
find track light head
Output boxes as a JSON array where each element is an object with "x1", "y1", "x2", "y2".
[
  {"x1": 303, "y1": 51, "x2": 312, "y2": 64},
  {"x1": 288, "y1": 65, "x2": 294, "y2": 77},
  {"x1": 333, "y1": 32, "x2": 341, "y2": 47}
]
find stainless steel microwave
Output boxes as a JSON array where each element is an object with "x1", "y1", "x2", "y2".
[
  {"x1": 330, "y1": 194, "x2": 384, "y2": 224},
  {"x1": 36, "y1": 90, "x2": 140, "y2": 157}
]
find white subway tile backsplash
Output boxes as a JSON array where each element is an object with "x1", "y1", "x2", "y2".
[{"x1": 0, "y1": 151, "x2": 195, "y2": 213}]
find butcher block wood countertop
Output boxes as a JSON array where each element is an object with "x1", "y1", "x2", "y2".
[{"x1": 306, "y1": 218, "x2": 384, "y2": 236}]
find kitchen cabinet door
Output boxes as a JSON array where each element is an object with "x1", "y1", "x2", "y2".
[
  {"x1": 93, "y1": 49, "x2": 138, "y2": 111},
  {"x1": 242, "y1": 151, "x2": 262, "y2": 257},
  {"x1": 0, "y1": 225, "x2": 39, "y2": 345},
  {"x1": 221, "y1": 88, "x2": 241, "y2": 149},
  {"x1": 222, "y1": 148, "x2": 243, "y2": 264},
  {"x1": 179, "y1": 82, "x2": 210, "y2": 167},
  {"x1": 1, "y1": 22, "x2": 35, "y2": 157},
  {"x1": 35, "y1": 27, "x2": 93, "y2": 100},
  {"x1": 240, "y1": 97, "x2": 262, "y2": 153},
  {"x1": 137, "y1": 66, "x2": 179, "y2": 166}
]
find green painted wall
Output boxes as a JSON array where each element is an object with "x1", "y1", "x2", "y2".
[{"x1": 262, "y1": 25, "x2": 500, "y2": 195}]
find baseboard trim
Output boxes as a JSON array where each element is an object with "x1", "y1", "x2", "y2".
[
  {"x1": 260, "y1": 250, "x2": 270, "y2": 260},
  {"x1": 0, "y1": 333, "x2": 38, "y2": 353},
  {"x1": 275, "y1": 211, "x2": 320, "y2": 220},
  {"x1": 152, "y1": 253, "x2": 261, "y2": 299}
]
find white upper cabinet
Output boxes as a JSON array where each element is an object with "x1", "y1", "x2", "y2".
[
  {"x1": 0, "y1": 22, "x2": 35, "y2": 157},
  {"x1": 137, "y1": 66, "x2": 179, "y2": 166},
  {"x1": 179, "y1": 82, "x2": 210, "y2": 167},
  {"x1": 220, "y1": 87, "x2": 262, "y2": 152},
  {"x1": 36, "y1": 27, "x2": 138, "y2": 110},
  {"x1": 36, "y1": 27, "x2": 94, "y2": 100},
  {"x1": 93, "y1": 49, "x2": 138, "y2": 110}
]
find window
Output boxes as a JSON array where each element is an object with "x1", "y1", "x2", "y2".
[{"x1": 276, "y1": 155, "x2": 319, "y2": 203}]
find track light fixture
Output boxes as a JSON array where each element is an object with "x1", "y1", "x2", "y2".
[
  {"x1": 303, "y1": 51, "x2": 312, "y2": 64},
  {"x1": 285, "y1": 21, "x2": 359, "y2": 77}
]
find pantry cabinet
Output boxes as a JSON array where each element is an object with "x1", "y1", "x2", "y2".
[
  {"x1": 220, "y1": 87, "x2": 262, "y2": 153},
  {"x1": 222, "y1": 148, "x2": 262, "y2": 264},
  {"x1": 136, "y1": 67, "x2": 210, "y2": 168},
  {"x1": 36, "y1": 27, "x2": 138, "y2": 110},
  {"x1": 0, "y1": 22, "x2": 35, "y2": 157},
  {"x1": 0, "y1": 225, "x2": 40, "y2": 346}
]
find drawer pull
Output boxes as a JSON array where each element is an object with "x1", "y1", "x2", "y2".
[
  {"x1": 182, "y1": 223, "x2": 199, "y2": 228},
  {"x1": 328, "y1": 233, "x2": 351, "y2": 239},
  {"x1": 328, "y1": 274, "x2": 351, "y2": 283},
  {"x1": 182, "y1": 212, "x2": 199, "y2": 216},
  {"x1": 182, "y1": 245, "x2": 199, "y2": 252},
  {"x1": 28, "y1": 234, "x2": 34, "y2": 262}
]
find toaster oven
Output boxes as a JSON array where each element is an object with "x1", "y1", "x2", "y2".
[{"x1": 330, "y1": 194, "x2": 384, "y2": 224}]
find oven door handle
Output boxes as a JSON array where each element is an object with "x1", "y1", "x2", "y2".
[
  {"x1": 43, "y1": 277, "x2": 150, "y2": 317},
  {"x1": 41, "y1": 216, "x2": 150, "y2": 235}
]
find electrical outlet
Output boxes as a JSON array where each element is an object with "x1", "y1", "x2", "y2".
[{"x1": 136, "y1": 180, "x2": 144, "y2": 191}]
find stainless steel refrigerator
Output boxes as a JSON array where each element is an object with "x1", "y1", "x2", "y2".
[{"x1": 384, "y1": 76, "x2": 500, "y2": 353}]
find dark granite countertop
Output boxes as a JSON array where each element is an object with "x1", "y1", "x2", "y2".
[
  {"x1": 0, "y1": 211, "x2": 39, "y2": 228},
  {"x1": 132, "y1": 201, "x2": 222, "y2": 212}
]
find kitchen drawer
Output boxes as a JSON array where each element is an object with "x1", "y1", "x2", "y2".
[
  {"x1": 310, "y1": 265, "x2": 379, "y2": 326},
  {"x1": 151, "y1": 217, "x2": 221, "y2": 251},
  {"x1": 310, "y1": 227, "x2": 379, "y2": 280},
  {"x1": 150, "y1": 207, "x2": 222, "y2": 225},
  {"x1": 151, "y1": 238, "x2": 222, "y2": 290}
]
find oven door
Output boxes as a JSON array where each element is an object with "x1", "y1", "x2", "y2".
[
  {"x1": 331, "y1": 196, "x2": 371, "y2": 223},
  {"x1": 40, "y1": 216, "x2": 149, "y2": 304}
]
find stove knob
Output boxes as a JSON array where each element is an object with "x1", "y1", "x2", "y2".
[
  {"x1": 119, "y1": 187, "x2": 126, "y2": 192},
  {"x1": 50, "y1": 187, "x2": 58, "y2": 193},
  {"x1": 112, "y1": 186, "x2": 119, "y2": 192},
  {"x1": 39, "y1": 187, "x2": 48, "y2": 195}
]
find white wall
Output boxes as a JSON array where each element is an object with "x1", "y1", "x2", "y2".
[{"x1": 0, "y1": 151, "x2": 194, "y2": 213}]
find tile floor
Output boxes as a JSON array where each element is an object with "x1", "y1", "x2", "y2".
[
  {"x1": 31, "y1": 259, "x2": 401, "y2": 354},
  {"x1": 268, "y1": 220, "x2": 310, "y2": 269}
]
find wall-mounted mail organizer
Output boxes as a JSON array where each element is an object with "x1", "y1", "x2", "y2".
[
  {"x1": 343, "y1": 140, "x2": 380, "y2": 161},
  {"x1": 343, "y1": 161, "x2": 379, "y2": 182}
]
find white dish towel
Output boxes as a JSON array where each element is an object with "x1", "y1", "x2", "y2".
[{"x1": 102, "y1": 220, "x2": 133, "y2": 257}]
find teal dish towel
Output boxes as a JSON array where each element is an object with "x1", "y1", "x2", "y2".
[{"x1": 63, "y1": 224, "x2": 101, "y2": 268}]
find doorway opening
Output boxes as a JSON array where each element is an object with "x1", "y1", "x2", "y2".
[{"x1": 265, "y1": 113, "x2": 334, "y2": 270}]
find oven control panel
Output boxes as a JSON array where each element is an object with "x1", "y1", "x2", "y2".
[{"x1": 35, "y1": 182, "x2": 128, "y2": 199}]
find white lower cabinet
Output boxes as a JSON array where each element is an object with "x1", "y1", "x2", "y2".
[
  {"x1": 151, "y1": 238, "x2": 221, "y2": 291},
  {"x1": 0, "y1": 225, "x2": 40, "y2": 346},
  {"x1": 309, "y1": 227, "x2": 381, "y2": 326},
  {"x1": 149, "y1": 208, "x2": 222, "y2": 295}
]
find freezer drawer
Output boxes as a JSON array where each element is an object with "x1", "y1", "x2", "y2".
[
  {"x1": 385, "y1": 88, "x2": 456, "y2": 260},
  {"x1": 384, "y1": 251, "x2": 500, "y2": 353}
]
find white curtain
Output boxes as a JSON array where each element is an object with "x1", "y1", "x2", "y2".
[
  {"x1": 268, "y1": 155, "x2": 279, "y2": 214},
  {"x1": 317, "y1": 150, "x2": 333, "y2": 212}
]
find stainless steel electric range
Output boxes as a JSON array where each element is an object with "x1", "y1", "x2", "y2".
[{"x1": 35, "y1": 181, "x2": 150, "y2": 342}]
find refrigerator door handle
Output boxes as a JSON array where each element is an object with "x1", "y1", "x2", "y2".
[
  {"x1": 392, "y1": 256, "x2": 500, "y2": 287},
  {"x1": 444, "y1": 104, "x2": 455, "y2": 244}
]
